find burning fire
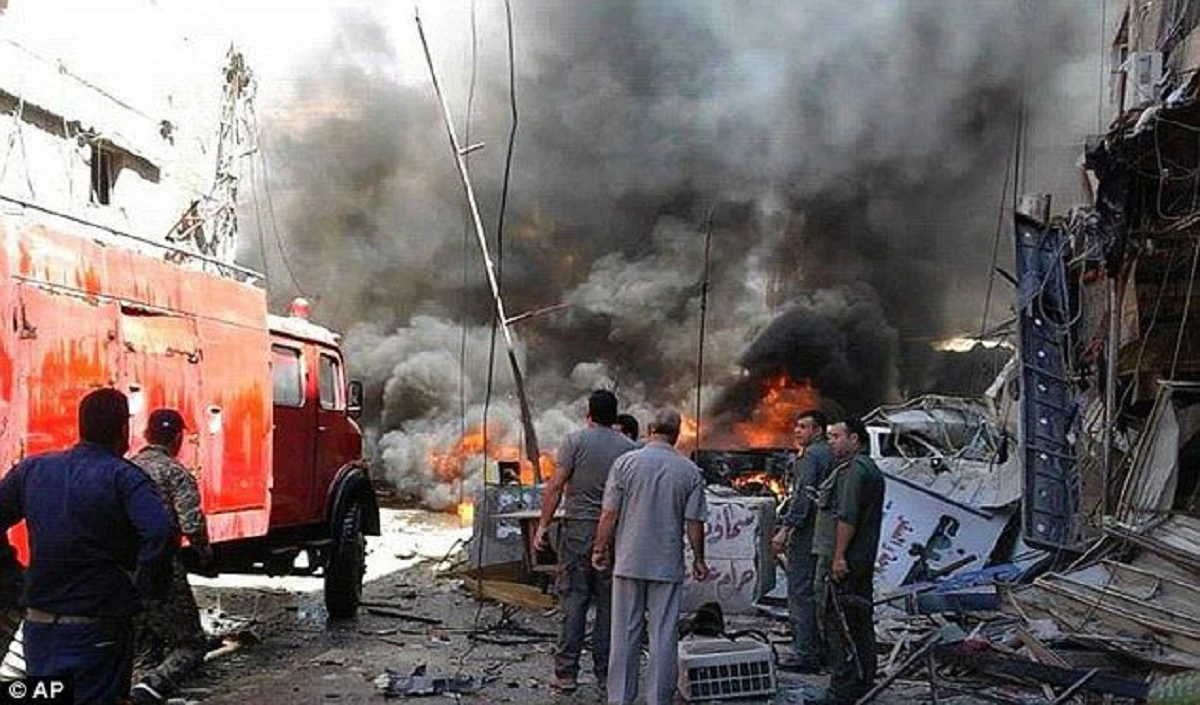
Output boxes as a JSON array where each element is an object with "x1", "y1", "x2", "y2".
[
  {"x1": 678, "y1": 415, "x2": 700, "y2": 453},
  {"x1": 730, "y1": 471, "x2": 788, "y2": 498},
  {"x1": 730, "y1": 374, "x2": 820, "y2": 448},
  {"x1": 428, "y1": 424, "x2": 556, "y2": 523},
  {"x1": 457, "y1": 500, "x2": 474, "y2": 527}
]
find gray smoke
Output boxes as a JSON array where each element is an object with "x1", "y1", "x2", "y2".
[{"x1": 243, "y1": 1, "x2": 1092, "y2": 507}]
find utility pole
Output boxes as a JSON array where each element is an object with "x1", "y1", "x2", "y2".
[
  {"x1": 416, "y1": 10, "x2": 542, "y2": 482},
  {"x1": 694, "y1": 207, "x2": 715, "y2": 450}
]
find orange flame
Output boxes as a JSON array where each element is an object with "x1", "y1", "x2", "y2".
[
  {"x1": 457, "y1": 500, "x2": 474, "y2": 527},
  {"x1": 730, "y1": 374, "x2": 820, "y2": 449},
  {"x1": 428, "y1": 424, "x2": 556, "y2": 517},
  {"x1": 730, "y1": 471, "x2": 788, "y2": 497},
  {"x1": 678, "y1": 415, "x2": 700, "y2": 454}
]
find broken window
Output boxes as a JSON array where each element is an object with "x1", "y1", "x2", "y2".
[{"x1": 89, "y1": 142, "x2": 116, "y2": 205}]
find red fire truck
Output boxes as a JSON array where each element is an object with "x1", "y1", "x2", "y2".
[{"x1": 0, "y1": 205, "x2": 379, "y2": 618}]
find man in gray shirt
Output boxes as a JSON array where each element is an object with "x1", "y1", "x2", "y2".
[
  {"x1": 535, "y1": 390, "x2": 636, "y2": 692},
  {"x1": 593, "y1": 409, "x2": 707, "y2": 705}
]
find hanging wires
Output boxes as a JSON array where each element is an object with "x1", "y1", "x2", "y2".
[
  {"x1": 446, "y1": 0, "x2": 526, "y2": 679},
  {"x1": 1170, "y1": 233, "x2": 1200, "y2": 378},
  {"x1": 457, "y1": 0, "x2": 479, "y2": 535},
  {"x1": 979, "y1": 109, "x2": 1021, "y2": 340},
  {"x1": 454, "y1": 0, "x2": 489, "y2": 683},
  {"x1": 481, "y1": 0, "x2": 520, "y2": 467},
  {"x1": 252, "y1": 110, "x2": 306, "y2": 298},
  {"x1": 1098, "y1": 0, "x2": 1108, "y2": 134},
  {"x1": 246, "y1": 145, "x2": 272, "y2": 288}
]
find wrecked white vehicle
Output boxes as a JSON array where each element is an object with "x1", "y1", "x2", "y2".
[{"x1": 864, "y1": 396, "x2": 1028, "y2": 598}]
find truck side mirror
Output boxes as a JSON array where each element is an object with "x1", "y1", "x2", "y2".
[{"x1": 347, "y1": 380, "x2": 364, "y2": 420}]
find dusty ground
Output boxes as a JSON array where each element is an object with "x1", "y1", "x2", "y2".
[{"x1": 178, "y1": 510, "x2": 979, "y2": 704}]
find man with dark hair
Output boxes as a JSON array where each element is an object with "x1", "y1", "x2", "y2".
[
  {"x1": 130, "y1": 409, "x2": 211, "y2": 705},
  {"x1": 594, "y1": 409, "x2": 707, "y2": 705},
  {"x1": 0, "y1": 388, "x2": 176, "y2": 703},
  {"x1": 810, "y1": 418, "x2": 885, "y2": 705},
  {"x1": 771, "y1": 409, "x2": 834, "y2": 672},
  {"x1": 613, "y1": 414, "x2": 639, "y2": 443},
  {"x1": 535, "y1": 390, "x2": 636, "y2": 692}
]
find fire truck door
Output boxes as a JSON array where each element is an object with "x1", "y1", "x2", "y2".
[
  {"x1": 117, "y1": 308, "x2": 203, "y2": 471},
  {"x1": 312, "y1": 350, "x2": 354, "y2": 520},
  {"x1": 12, "y1": 285, "x2": 120, "y2": 564},
  {"x1": 269, "y1": 342, "x2": 318, "y2": 528},
  {"x1": 16, "y1": 285, "x2": 120, "y2": 457}
]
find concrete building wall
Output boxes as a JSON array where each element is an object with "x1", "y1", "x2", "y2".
[{"x1": 0, "y1": 0, "x2": 232, "y2": 245}]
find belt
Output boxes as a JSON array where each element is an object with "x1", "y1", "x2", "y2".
[{"x1": 24, "y1": 607, "x2": 106, "y2": 625}]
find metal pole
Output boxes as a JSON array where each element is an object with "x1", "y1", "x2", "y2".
[
  {"x1": 416, "y1": 10, "x2": 542, "y2": 481},
  {"x1": 694, "y1": 208, "x2": 715, "y2": 450},
  {"x1": 1103, "y1": 273, "x2": 1118, "y2": 516}
]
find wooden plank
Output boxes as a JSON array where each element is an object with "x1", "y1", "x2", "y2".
[
  {"x1": 1011, "y1": 588, "x2": 1200, "y2": 670},
  {"x1": 1054, "y1": 571, "x2": 1200, "y2": 630},
  {"x1": 1016, "y1": 627, "x2": 1071, "y2": 669},
  {"x1": 1038, "y1": 579, "x2": 1200, "y2": 641},
  {"x1": 462, "y1": 577, "x2": 556, "y2": 611}
]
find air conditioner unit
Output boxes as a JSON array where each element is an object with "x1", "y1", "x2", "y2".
[{"x1": 1123, "y1": 51, "x2": 1163, "y2": 111}]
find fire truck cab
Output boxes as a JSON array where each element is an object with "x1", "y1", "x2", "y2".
[{"x1": 209, "y1": 307, "x2": 380, "y2": 618}]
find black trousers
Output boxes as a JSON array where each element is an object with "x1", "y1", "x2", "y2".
[{"x1": 815, "y1": 557, "x2": 876, "y2": 702}]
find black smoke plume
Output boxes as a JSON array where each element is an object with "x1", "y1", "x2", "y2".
[{"x1": 242, "y1": 1, "x2": 1090, "y2": 505}]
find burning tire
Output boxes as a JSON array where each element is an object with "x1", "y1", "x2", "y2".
[{"x1": 324, "y1": 501, "x2": 366, "y2": 619}]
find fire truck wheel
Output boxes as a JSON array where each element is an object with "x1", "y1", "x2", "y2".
[{"x1": 325, "y1": 501, "x2": 366, "y2": 619}]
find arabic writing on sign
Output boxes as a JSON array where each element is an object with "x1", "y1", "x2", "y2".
[
  {"x1": 691, "y1": 563, "x2": 756, "y2": 594},
  {"x1": 876, "y1": 512, "x2": 915, "y2": 572},
  {"x1": 704, "y1": 505, "x2": 756, "y2": 544}
]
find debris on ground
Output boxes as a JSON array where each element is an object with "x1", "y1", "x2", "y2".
[{"x1": 373, "y1": 665, "x2": 489, "y2": 698}]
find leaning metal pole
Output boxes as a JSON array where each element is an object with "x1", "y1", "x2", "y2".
[
  {"x1": 694, "y1": 208, "x2": 714, "y2": 451},
  {"x1": 416, "y1": 9, "x2": 542, "y2": 482}
]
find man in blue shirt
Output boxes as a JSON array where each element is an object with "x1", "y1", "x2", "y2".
[{"x1": 0, "y1": 388, "x2": 176, "y2": 704}]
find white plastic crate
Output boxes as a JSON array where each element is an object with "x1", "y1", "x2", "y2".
[{"x1": 677, "y1": 638, "x2": 775, "y2": 702}]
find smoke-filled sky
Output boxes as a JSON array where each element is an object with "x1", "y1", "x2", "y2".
[{"x1": 223, "y1": 0, "x2": 1101, "y2": 505}]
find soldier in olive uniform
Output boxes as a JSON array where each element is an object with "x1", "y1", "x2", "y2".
[
  {"x1": 129, "y1": 409, "x2": 212, "y2": 705},
  {"x1": 809, "y1": 418, "x2": 885, "y2": 705}
]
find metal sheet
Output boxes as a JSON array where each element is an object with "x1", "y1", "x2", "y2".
[
  {"x1": 1014, "y1": 214, "x2": 1081, "y2": 550},
  {"x1": 194, "y1": 315, "x2": 271, "y2": 526},
  {"x1": 16, "y1": 284, "x2": 119, "y2": 457},
  {"x1": 119, "y1": 310, "x2": 202, "y2": 469},
  {"x1": 875, "y1": 475, "x2": 1011, "y2": 595}
]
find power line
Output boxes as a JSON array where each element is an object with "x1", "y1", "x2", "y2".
[
  {"x1": 979, "y1": 111, "x2": 1020, "y2": 340},
  {"x1": 1170, "y1": 233, "x2": 1200, "y2": 379},
  {"x1": 459, "y1": 0, "x2": 479, "y2": 501},
  {"x1": 251, "y1": 112, "x2": 305, "y2": 298},
  {"x1": 247, "y1": 149, "x2": 272, "y2": 289},
  {"x1": 454, "y1": 1, "x2": 483, "y2": 680},
  {"x1": 1098, "y1": 0, "x2": 1108, "y2": 134},
  {"x1": 482, "y1": 0, "x2": 521, "y2": 465}
]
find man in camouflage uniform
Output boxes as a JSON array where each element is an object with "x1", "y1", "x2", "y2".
[{"x1": 129, "y1": 409, "x2": 212, "y2": 705}]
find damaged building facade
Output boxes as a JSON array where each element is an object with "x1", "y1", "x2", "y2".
[{"x1": 997, "y1": 0, "x2": 1200, "y2": 682}]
